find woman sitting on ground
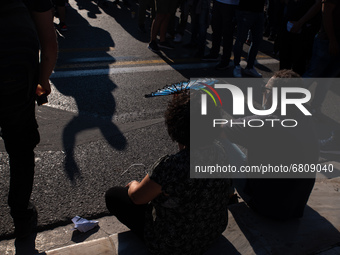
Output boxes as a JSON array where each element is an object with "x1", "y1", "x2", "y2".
[{"x1": 105, "y1": 92, "x2": 231, "y2": 255}]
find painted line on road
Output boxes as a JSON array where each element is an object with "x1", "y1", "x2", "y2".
[
  {"x1": 58, "y1": 47, "x2": 115, "y2": 53},
  {"x1": 51, "y1": 58, "x2": 279, "y2": 78},
  {"x1": 55, "y1": 59, "x2": 171, "y2": 69}
]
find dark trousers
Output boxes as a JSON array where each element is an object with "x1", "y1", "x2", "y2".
[
  {"x1": 279, "y1": 26, "x2": 316, "y2": 75},
  {"x1": 138, "y1": 0, "x2": 155, "y2": 27},
  {"x1": 0, "y1": 61, "x2": 40, "y2": 221},
  {"x1": 190, "y1": 0, "x2": 211, "y2": 55},
  {"x1": 210, "y1": 1, "x2": 236, "y2": 62},
  {"x1": 233, "y1": 10, "x2": 264, "y2": 68},
  {"x1": 105, "y1": 186, "x2": 148, "y2": 239}
]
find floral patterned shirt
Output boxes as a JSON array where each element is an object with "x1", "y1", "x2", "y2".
[{"x1": 144, "y1": 143, "x2": 231, "y2": 255}]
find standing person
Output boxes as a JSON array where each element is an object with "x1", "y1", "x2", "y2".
[
  {"x1": 0, "y1": 0, "x2": 57, "y2": 239},
  {"x1": 279, "y1": 0, "x2": 322, "y2": 75},
  {"x1": 148, "y1": 0, "x2": 179, "y2": 52},
  {"x1": 173, "y1": 0, "x2": 190, "y2": 43},
  {"x1": 202, "y1": 0, "x2": 239, "y2": 70},
  {"x1": 303, "y1": 0, "x2": 340, "y2": 115},
  {"x1": 233, "y1": 0, "x2": 266, "y2": 78},
  {"x1": 105, "y1": 93, "x2": 231, "y2": 254},
  {"x1": 138, "y1": 0, "x2": 155, "y2": 33},
  {"x1": 190, "y1": 0, "x2": 212, "y2": 58}
]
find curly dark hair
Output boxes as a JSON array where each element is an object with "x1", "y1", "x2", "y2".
[
  {"x1": 164, "y1": 93, "x2": 190, "y2": 147},
  {"x1": 164, "y1": 91, "x2": 222, "y2": 147},
  {"x1": 272, "y1": 69, "x2": 301, "y2": 79}
]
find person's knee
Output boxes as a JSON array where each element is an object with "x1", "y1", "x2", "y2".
[
  {"x1": 3, "y1": 125, "x2": 39, "y2": 154},
  {"x1": 105, "y1": 186, "x2": 127, "y2": 213}
]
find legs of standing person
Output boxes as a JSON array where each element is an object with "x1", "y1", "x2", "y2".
[
  {"x1": 105, "y1": 186, "x2": 148, "y2": 239},
  {"x1": 233, "y1": 11, "x2": 255, "y2": 77},
  {"x1": 209, "y1": 1, "x2": 223, "y2": 58},
  {"x1": 0, "y1": 61, "x2": 40, "y2": 238},
  {"x1": 233, "y1": 11, "x2": 252, "y2": 67},
  {"x1": 189, "y1": 1, "x2": 199, "y2": 46},
  {"x1": 267, "y1": 0, "x2": 280, "y2": 40},
  {"x1": 138, "y1": 0, "x2": 148, "y2": 31},
  {"x1": 221, "y1": 4, "x2": 236, "y2": 64},
  {"x1": 167, "y1": 0, "x2": 181, "y2": 39},
  {"x1": 195, "y1": 0, "x2": 211, "y2": 57},
  {"x1": 174, "y1": 0, "x2": 190, "y2": 42},
  {"x1": 150, "y1": 0, "x2": 171, "y2": 42},
  {"x1": 246, "y1": 12, "x2": 264, "y2": 69},
  {"x1": 207, "y1": 2, "x2": 235, "y2": 66},
  {"x1": 233, "y1": 10, "x2": 263, "y2": 77}
]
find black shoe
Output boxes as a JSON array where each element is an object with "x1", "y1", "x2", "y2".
[
  {"x1": 215, "y1": 60, "x2": 231, "y2": 70},
  {"x1": 158, "y1": 41, "x2": 174, "y2": 50},
  {"x1": 148, "y1": 40, "x2": 160, "y2": 52},
  {"x1": 202, "y1": 53, "x2": 219, "y2": 62}
]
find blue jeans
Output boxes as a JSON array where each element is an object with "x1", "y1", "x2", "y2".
[
  {"x1": 233, "y1": 10, "x2": 264, "y2": 68},
  {"x1": 303, "y1": 35, "x2": 340, "y2": 109}
]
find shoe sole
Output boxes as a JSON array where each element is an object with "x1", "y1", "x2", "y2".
[
  {"x1": 158, "y1": 45, "x2": 174, "y2": 50},
  {"x1": 148, "y1": 45, "x2": 160, "y2": 53}
]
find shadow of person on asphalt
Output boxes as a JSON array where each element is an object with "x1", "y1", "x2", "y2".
[
  {"x1": 51, "y1": 5, "x2": 127, "y2": 183},
  {"x1": 74, "y1": 0, "x2": 150, "y2": 43}
]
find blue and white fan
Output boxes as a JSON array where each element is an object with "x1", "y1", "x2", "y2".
[{"x1": 144, "y1": 79, "x2": 218, "y2": 98}]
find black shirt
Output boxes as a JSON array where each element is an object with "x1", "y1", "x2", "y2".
[{"x1": 22, "y1": 0, "x2": 53, "y2": 12}]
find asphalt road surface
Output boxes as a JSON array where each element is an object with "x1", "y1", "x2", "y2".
[{"x1": 1, "y1": 0, "x2": 339, "y2": 240}]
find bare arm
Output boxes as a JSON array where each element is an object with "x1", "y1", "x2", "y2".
[
  {"x1": 127, "y1": 174, "x2": 162, "y2": 205},
  {"x1": 31, "y1": 9, "x2": 58, "y2": 95}
]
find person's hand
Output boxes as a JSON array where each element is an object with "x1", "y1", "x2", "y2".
[
  {"x1": 39, "y1": 79, "x2": 52, "y2": 96},
  {"x1": 290, "y1": 21, "x2": 302, "y2": 34},
  {"x1": 329, "y1": 39, "x2": 340, "y2": 56},
  {"x1": 126, "y1": 180, "x2": 139, "y2": 188}
]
